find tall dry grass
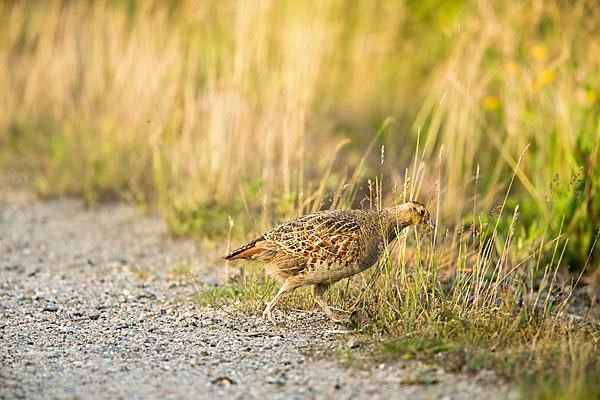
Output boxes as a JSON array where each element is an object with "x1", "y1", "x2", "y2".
[
  {"x1": 0, "y1": 0, "x2": 598, "y2": 253},
  {"x1": 417, "y1": 1, "x2": 600, "y2": 267},
  {"x1": 0, "y1": 0, "x2": 426, "y2": 234}
]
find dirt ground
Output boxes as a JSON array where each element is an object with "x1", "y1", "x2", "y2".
[{"x1": 0, "y1": 186, "x2": 517, "y2": 399}]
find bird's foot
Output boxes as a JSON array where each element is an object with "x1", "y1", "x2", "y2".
[
  {"x1": 262, "y1": 306, "x2": 279, "y2": 326},
  {"x1": 322, "y1": 308, "x2": 341, "y2": 324}
]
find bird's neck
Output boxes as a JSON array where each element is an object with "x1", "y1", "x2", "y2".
[{"x1": 378, "y1": 205, "x2": 414, "y2": 240}]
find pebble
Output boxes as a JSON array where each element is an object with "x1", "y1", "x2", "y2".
[{"x1": 0, "y1": 195, "x2": 517, "y2": 400}]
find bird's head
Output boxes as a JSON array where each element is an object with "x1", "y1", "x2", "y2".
[
  {"x1": 407, "y1": 201, "x2": 433, "y2": 227},
  {"x1": 383, "y1": 201, "x2": 434, "y2": 235}
]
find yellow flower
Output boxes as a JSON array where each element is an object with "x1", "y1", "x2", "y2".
[
  {"x1": 539, "y1": 70, "x2": 554, "y2": 83},
  {"x1": 530, "y1": 81, "x2": 539, "y2": 93},
  {"x1": 586, "y1": 89, "x2": 597, "y2": 103},
  {"x1": 507, "y1": 62, "x2": 520, "y2": 76},
  {"x1": 484, "y1": 96, "x2": 500, "y2": 110},
  {"x1": 531, "y1": 45, "x2": 548, "y2": 60}
]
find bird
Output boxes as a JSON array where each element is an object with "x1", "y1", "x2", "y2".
[{"x1": 224, "y1": 201, "x2": 433, "y2": 325}]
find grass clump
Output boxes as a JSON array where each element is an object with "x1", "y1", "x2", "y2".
[
  {"x1": 203, "y1": 148, "x2": 600, "y2": 399},
  {"x1": 336, "y1": 165, "x2": 600, "y2": 399},
  {"x1": 191, "y1": 268, "x2": 319, "y2": 315},
  {"x1": 327, "y1": 218, "x2": 599, "y2": 399},
  {"x1": 192, "y1": 279, "x2": 274, "y2": 309},
  {"x1": 128, "y1": 264, "x2": 153, "y2": 281}
]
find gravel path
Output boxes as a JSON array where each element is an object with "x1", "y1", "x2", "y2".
[{"x1": 0, "y1": 190, "x2": 517, "y2": 399}]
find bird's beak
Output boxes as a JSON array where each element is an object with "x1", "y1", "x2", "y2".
[{"x1": 426, "y1": 217, "x2": 434, "y2": 230}]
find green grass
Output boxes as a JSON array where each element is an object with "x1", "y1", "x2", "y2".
[
  {"x1": 167, "y1": 264, "x2": 194, "y2": 281},
  {"x1": 128, "y1": 264, "x2": 153, "y2": 281},
  {"x1": 2, "y1": 1, "x2": 600, "y2": 398},
  {"x1": 191, "y1": 268, "x2": 318, "y2": 314},
  {"x1": 191, "y1": 278, "x2": 276, "y2": 309}
]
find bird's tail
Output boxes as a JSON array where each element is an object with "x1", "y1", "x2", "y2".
[{"x1": 224, "y1": 236, "x2": 266, "y2": 260}]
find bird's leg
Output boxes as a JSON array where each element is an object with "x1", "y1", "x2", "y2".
[
  {"x1": 263, "y1": 280, "x2": 295, "y2": 325},
  {"x1": 312, "y1": 283, "x2": 340, "y2": 322}
]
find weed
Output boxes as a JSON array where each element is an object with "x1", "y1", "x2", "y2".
[
  {"x1": 128, "y1": 265, "x2": 153, "y2": 281},
  {"x1": 167, "y1": 264, "x2": 193, "y2": 282}
]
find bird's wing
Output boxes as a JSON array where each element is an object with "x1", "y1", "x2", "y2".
[{"x1": 262, "y1": 213, "x2": 363, "y2": 274}]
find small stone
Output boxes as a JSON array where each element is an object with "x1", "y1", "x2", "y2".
[
  {"x1": 89, "y1": 313, "x2": 100, "y2": 320},
  {"x1": 347, "y1": 338, "x2": 361, "y2": 349},
  {"x1": 211, "y1": 376, "x2": 236, "y2": 385},
  {"x1": 265, "y1": 375, "x2": 286, "y2": 385},
  {"x1": 43, "y1": 305, "x2": 58, "y2": 312}
]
